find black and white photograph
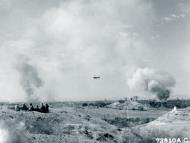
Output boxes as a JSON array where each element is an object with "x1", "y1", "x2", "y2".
[{"x1": 0, "y1": 0, "x2": 190, "y2": 142}]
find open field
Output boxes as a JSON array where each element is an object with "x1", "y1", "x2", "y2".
[{"x1": 0, "y1": 102, "x2": 189, "y2": 143}]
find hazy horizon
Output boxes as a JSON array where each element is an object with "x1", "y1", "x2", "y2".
[{"x1": 0, "y1": 0, "x2": 190, "y2": 102}]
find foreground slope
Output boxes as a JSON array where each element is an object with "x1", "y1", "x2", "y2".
[
  {"x1": 0, "y1": 105, "x2": 135, "y2": 143},
  {"x1": 133, "y1": 107, "x2": 190, "y2": 141},
  {"x1": 0, "y1": 104, "x2": 185, "y2": 143}
]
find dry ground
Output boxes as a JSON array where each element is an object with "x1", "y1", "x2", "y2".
[{"x1": 0, "y1": 103, "x2": 183, "y2": 143}]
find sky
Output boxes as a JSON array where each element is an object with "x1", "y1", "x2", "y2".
[{"x1": 0, "y1": 0, "x2": 189, "y2": 102}]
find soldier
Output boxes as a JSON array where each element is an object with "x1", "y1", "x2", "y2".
[
  {"x1": 40, "y1": 103, "x2": 46, "y2": 113},
  {"x1": 35, "y1": 105, "x2": 40, "y2": 112},
  {"x1": 29, "y1": 103, "x2": 34, "y2": 111},
  {"x1": 15, "y1": 104, "x2": 20, "y2": 111},
  {"x1": 45, "y1": 104, "x2": 49, "y2": 113},
  {"x1": 22, "y1": 103, "x2": 28, "y2": 111}
]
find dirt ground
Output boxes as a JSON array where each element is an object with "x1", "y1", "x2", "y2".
[{"x1": 0, "y1": 103, "x2": 178, "y2": 143}]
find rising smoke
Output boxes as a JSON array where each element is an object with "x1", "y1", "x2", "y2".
[
  {"x1": 16, "y1": 56, "x2": 43, "y2": 101},
  {"x1": 0, "y1": 0, "x2": 157, "y2": 102},
  {"x1": 0, "y1": 0, "x2": 187, "y2": 102},
  {"x1": 127, "y1": 68, "x2": 176, "y2": 101}
]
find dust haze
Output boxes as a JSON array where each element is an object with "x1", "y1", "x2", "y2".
[{"x1": 0, "y1": 0, "x2": 189, "y2": 101}]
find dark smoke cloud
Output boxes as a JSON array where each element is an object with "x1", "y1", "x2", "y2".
[
  {"x1": 147, "y1": 80, "x2": 170, "y2": 101},
  {"x1": 127, "y1": 68, "x2": 176, "y2": 101},
  {"x1": 16, "y1": 56, "x2": 43, "y2": 101}
]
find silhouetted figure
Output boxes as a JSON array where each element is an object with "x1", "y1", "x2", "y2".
[
  {"x1": 45, "y1": 104, "x2": 49, "y2": 113},
  {"x1": 29, "y1": 103, "x2": 34, "y2": 111},
  {"x1": 40, "y1": 103, "x2": 46, "y2": 113},
  {"x1": 22, "y1": 104, "x2": 28, "y2": 111},
  {"x1": 15, "y1": 104, "x2": 20, "y2": 111},
  {"x1": 35, "y1": 105, "x2": 40, "y2": 112}
]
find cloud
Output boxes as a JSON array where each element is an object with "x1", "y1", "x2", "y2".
[
  {"x1": 2, "y1": 0, "x2": 185, "y2": 101},
  {"x1": 32, "y1": 0, "x2": 153, "y2": 101},
  {"x1": 0, "y1": 0, "x2": 11, "y2": 14},
  {"x1": 163, "y1": 13, "x2": 185, "y2": 23},
  {"x1": 0, "y1": 0, "x2": 155, "y2": 101}
]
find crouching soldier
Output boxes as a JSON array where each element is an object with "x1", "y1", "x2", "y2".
[
  {"x1": 45, "y1": 104, "x2": 49, "y2": 113},
  {"x1": 29, "y1": 103, "x2": 34, "y2": 111},
  {"x1": 40, "y1": 103, "x2": 46, "y2": 113},
  {"x1": 15, "y1": 104, "x2": 20, "y2": 111},
  {"x1": 22, "y1": 103, "x2": 28, "y2": 111},
  {"x1": 35, "y1": 105, "x2": 40, "y2": 112}
]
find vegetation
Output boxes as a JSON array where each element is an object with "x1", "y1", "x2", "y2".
[
  {"x1": 139, "y1": 99, "x2": 190, "y2": 108},
  {"x1": 104, "y1": 117, "x2": 155, "y2": 128},
  {"x1": 81, "y1": 101, "x2": 113, "y2": 108}
]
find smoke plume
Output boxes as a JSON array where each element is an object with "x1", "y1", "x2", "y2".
[
  {"x1": 1, "y1": 0, "x2": 188, "y2": 101},
  {"x1": 127, "y1": 68, "x2": 176, "y2": 101},
  {"x1": 16, "y1": 56, "x2": 43, "y2": 101}
]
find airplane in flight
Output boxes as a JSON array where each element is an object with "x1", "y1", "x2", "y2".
[{"x1": 93, "y1": 76, "x2": 100, "y2": 79}]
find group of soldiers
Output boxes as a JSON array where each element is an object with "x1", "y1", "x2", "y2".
[{"x1": 15, "y1": 103, "x2": 49, "y2": 113}]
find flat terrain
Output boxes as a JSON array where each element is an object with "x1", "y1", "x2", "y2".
[{"x1": 0, "y1": 103, "x2": 186, "y2": 143}]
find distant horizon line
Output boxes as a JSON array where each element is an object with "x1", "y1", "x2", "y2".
[{"x1": 0, "y1": 97, "x2": 190, "y2": 103}]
